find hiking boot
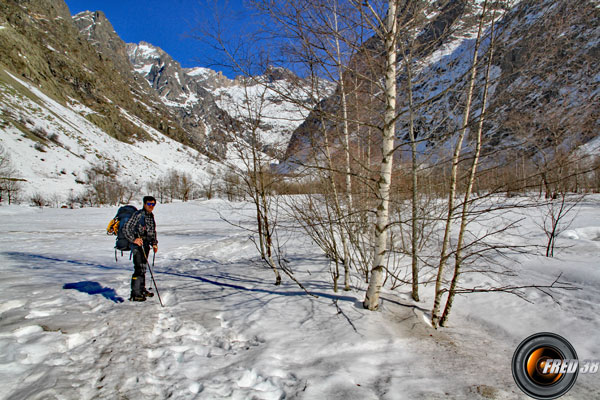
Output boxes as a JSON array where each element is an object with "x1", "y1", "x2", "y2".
[
  {"x1": 143, "y1": 289, "x2": 154, "y2": 298},
  {"x1": 131, "y1": 276, "x2": 144, "y2": 299}
]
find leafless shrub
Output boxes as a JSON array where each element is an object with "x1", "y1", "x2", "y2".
[
  {"x1": 31, "y1": 126, "x2": 48, "y2": 140},
  {"x1": 199, "y1": 175, "x2": 217, "y2": 200},
  {"x1": 48, "y1": 133, "x2": 61, "y2": 145},
  {"x1": 34, "y1": 142, "x2": 46, "y2": 152},
  {"x1": 82, "y1": 163, "x2": 135, "y2": 205},
  {"x1": 30, "y1": 192, "x2": 46, "y2": 207}
]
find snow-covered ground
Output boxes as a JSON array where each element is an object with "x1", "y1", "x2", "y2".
[{"x1": 0, "y1": 197, "x2": 599, "y2": 399}]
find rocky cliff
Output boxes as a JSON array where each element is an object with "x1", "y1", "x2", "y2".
[
  {"x1": 281, "y1": 0, "x2": 600, "y2": 169},
  {"x1": 0, "y1": 0, "x2": 186, "y2": 145},
  {"x1": 126, "y1": 41, "x2": 240, "y2": 159}
]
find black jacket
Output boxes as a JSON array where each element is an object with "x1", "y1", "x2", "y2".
[{"x1": 123, "y1": 209, "x2": 157, "y2": 246}]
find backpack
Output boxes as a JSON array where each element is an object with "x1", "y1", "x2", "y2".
[{"x1": 107, "y1": 205, "x2": 144, "y2": 259}]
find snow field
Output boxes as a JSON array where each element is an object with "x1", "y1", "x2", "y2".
[{"x1": 0, "y1": 197, "x2": 599, "y2": 399}]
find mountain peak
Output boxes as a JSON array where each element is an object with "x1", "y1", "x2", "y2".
[
  {"x1": 264, "y1": 66, "x2": 296, "y2": 82},
  {"x1": 73, "y1": 10, "x2": 114, "y2": 37}
]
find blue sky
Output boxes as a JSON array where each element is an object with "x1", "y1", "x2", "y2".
[{"x1": 64, "y1": 0, "x2": 253, "y2": 78}]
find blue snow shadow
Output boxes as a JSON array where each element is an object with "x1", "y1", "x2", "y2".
[
  {"x1": 163, "y1": 269, "x2": 357, "y2": 303},
  {"x1": 63, "y1": 281, "x2": 124, "y2": 303},
  {"x1": 3, "y1": 252, "x2": 126, "y2": 272}
]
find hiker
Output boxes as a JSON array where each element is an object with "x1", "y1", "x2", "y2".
[{"x1": 124, "y1": 196, "x2": 158, "y2": 301}]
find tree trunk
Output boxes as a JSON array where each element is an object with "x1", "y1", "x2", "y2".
[
  {"x1": 440, "y1": 5, "x2": 497, "y2": 327},
  {"x1": 431, "y1": 0, "x2": 488, "y2": 328},
  {"x1": 404, "y1": 45, "x2": 420, "y2": 302},
  {"x1": 364, "y1": 0, "x2": 398, "y2": 310}
]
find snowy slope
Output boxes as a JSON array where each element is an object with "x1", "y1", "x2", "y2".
[
  {"x1": 211, "y1": 76, "x2": 332, "y2": 151},
  {"x1": 0, "y1": 69, "x2": 221, "y2": 200},
  {"x1": 127, "y1": 40, "x2": 332, "y2": 154},
  {"x1": 0, "y1": 197, "x2": 599, "y2": 399}
]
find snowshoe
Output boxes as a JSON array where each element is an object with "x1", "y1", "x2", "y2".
[{"x1": 130, "y1": 295, "x2": 146, "y2": 302}]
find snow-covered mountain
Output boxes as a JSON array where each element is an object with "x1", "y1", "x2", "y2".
[
  {"x1": 282, "y1": 0, "x2": 600, "y2": 170},
  {"x1": 0, "y1": 0, "x2": 330, "y2": 201},
  {"x1": 126, "y1": 41, "x2": 239, "y2": 159},
  {"x1": 126, "y1": 42, "x2": 332, "y2": 158}
]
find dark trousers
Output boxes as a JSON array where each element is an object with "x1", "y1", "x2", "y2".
[{"x1": 130, "y1": 244, "x2": 150, "y2": 297}]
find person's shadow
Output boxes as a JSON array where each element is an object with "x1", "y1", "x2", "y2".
[{"x1": 63, "y1": 281, "x2": 124, "y2": 303}]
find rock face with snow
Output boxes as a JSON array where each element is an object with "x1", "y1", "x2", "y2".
[
  {"x1": 281, "y1": 0, "x2": 600, "y2": 169},
  {"x1": 486, "y1": 0, "x2": 599, "y2": 152},
  {"x1": 127, "y1": 41, "x2": 239, "y2": 159},
  {"x1": 126, "y1": 42, "x2": 328, "y2": 159},
  {"x1": 0, "y1": 0, "x2": 186, "y2": 145},
  {"x1": 72, "y1": 11, "x2": 236, "y2": 159}
]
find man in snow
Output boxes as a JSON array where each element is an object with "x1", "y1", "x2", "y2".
[{"x1": 124, "y1": 196, "x2": 158, "y2": 301}]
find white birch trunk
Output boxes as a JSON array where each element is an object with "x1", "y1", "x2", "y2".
[
  {"x1": 332, "y1": 5, "x2": 352, "y2": 289},
  {"x1": 363, "y1": 0, "x2": 398, "y2": 310},
  {"x1": 431, "y1": 0, "x2": 488, "y2": 328},
  {"x1": 440, "y1": 6, "x2": 497, "y2": 326},
  {"x1": 332, "y1": 6, "x2": 354, "y2": 212}
]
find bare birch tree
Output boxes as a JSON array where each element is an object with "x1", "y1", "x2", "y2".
[
  {"x1": 363, "y1": 0, "x2": 399, "y2": 310},
  {"x1": 439, "y1": 4, "x2": 499, "y2": 327},
  {"x1": 430, "y1": 0, "x2": 491, "y2": 328},
  {"x1": 0, "y1": 145, "x2": 23, "y2": 205},
  {"x1": 225, "y1": 80, "x2": 283, "y2": 285}
]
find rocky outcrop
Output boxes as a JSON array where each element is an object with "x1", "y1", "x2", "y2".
[
  {"x1": 127, "y1": 41, "x2": 240, "y2": 159},
  {"x1": 0, "y1": 0, "x2": 186, "y2": 144},
  {"x1": 184, "y1": 68, "x2": 234, "y2": 92},
  {"x1": 73, "y1": 11, "x2": 136, "y2": 82}
]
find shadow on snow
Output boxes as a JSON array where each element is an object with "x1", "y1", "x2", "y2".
[
  {"x1": 2, "y1": 251, "x2": 357, "y2": 304},
  {"x1": 161, "y1": 269, "x2": 358, "y2": 304},
  {"x1": 3, "y1": 252, "x2": 126, "y2": 303},
  {"x1": 63, "y1": 281, "x2": 124, "y2": 303},
  {"x1": 2, "y1": 251, "x2": 128, "y2": 272}
]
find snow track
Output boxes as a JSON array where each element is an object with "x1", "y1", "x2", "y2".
[
  {"x1": 0, "y1": 202, "x2": 305, "y2": 399},
  {"x1": 0, "y1": 269, "x2": 295, "y2": 399}
]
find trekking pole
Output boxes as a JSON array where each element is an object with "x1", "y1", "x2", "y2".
[
  {"x1": 148, "y1": 251, "x2": 164, "y2": 307},
  {"x1": 140, "y1": 243, "x2": 164, "y2": 307}
]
